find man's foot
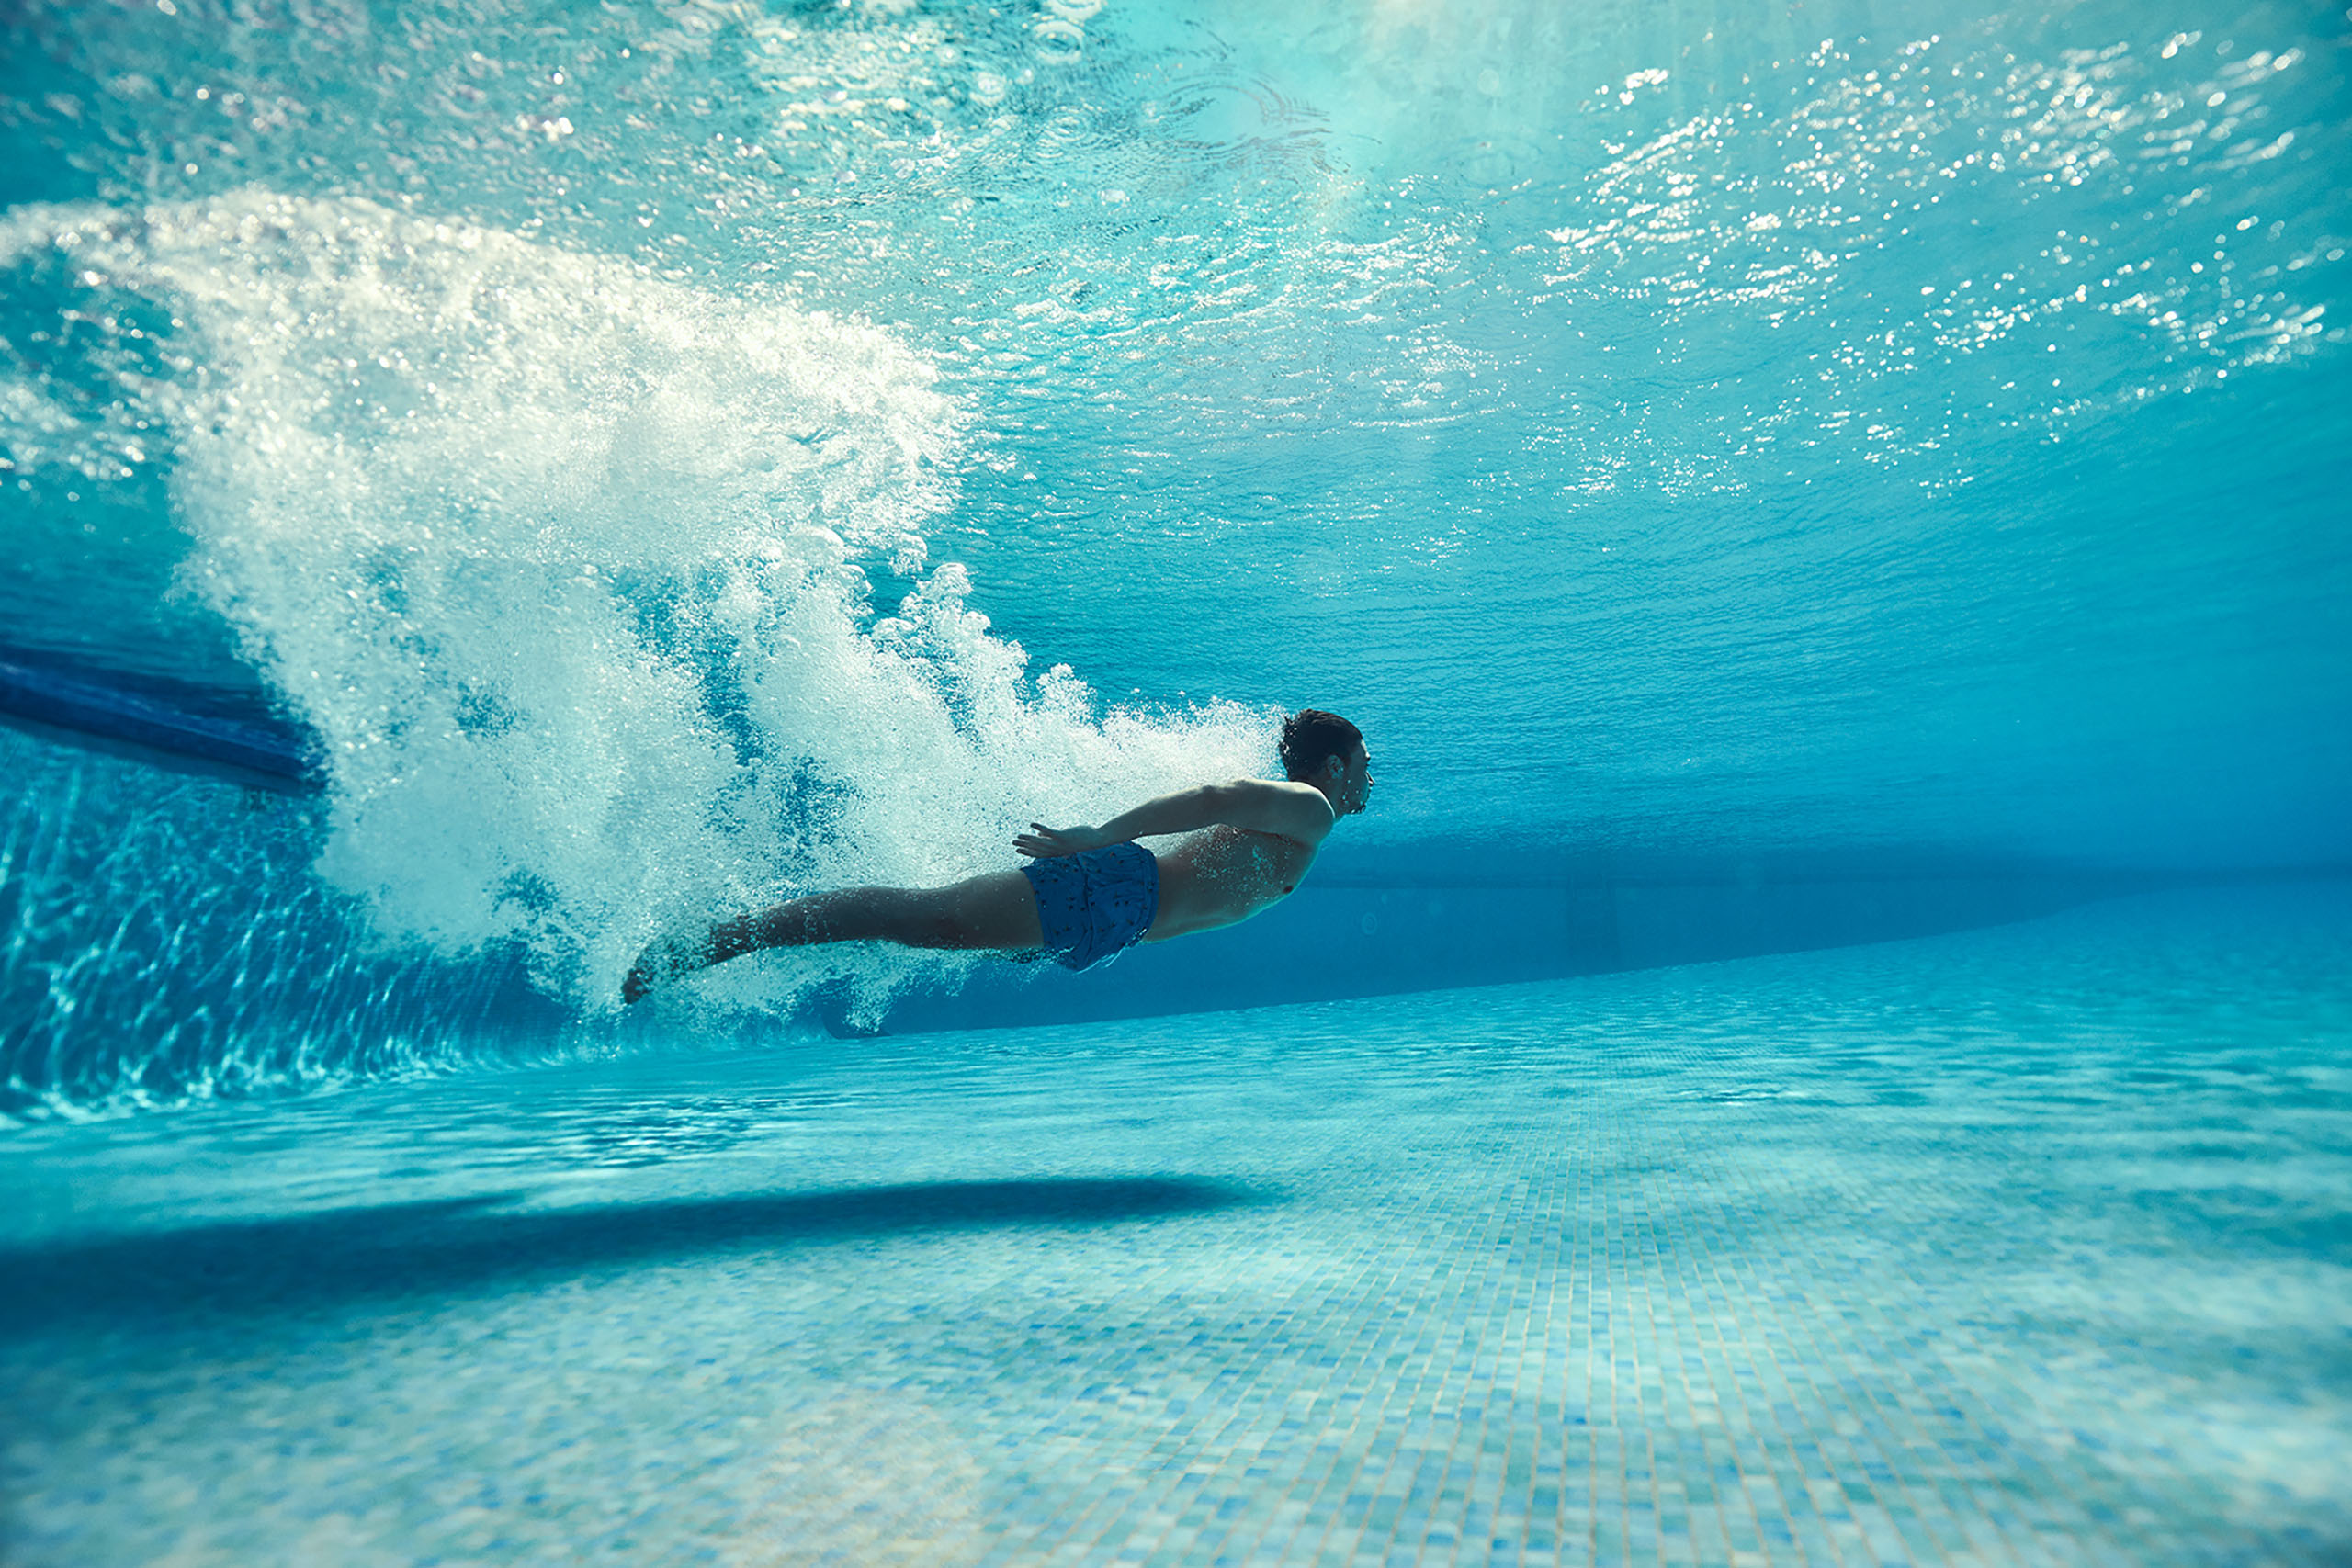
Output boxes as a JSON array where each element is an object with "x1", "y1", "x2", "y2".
[{"x1": 621, "y1": 931, "x2": 708, "y2": 1004}]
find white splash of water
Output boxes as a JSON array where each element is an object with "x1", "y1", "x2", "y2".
[{"x1": 0, "y1": 192, "x2": 1275, "y2": 1015}]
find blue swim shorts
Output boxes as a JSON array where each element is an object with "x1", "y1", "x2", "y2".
[{"x1": 1020, "y1": 840, "x2": 1159, "y2": 971}]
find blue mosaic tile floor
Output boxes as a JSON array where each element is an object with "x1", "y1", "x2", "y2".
[{"x1": 4, "y1": 886, "x2": 2348, "y2": 1565}]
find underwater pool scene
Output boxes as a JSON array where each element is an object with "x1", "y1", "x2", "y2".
[{"x1": 3, "y1": 0, "x2": 2349, "y2": 1562}]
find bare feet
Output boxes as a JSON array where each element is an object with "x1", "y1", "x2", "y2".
[{"x1": 621, "y1": 931, "x2": 708, "y2": 1004}]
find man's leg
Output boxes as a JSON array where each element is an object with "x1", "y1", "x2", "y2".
[{"x1": 624, "y1": 870, "x2": 1044, "y2": 1001}]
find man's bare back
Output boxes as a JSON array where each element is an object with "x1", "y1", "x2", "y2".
[{"x1": 623, "y1": 711, "x2": 1371, "y2": 1002}]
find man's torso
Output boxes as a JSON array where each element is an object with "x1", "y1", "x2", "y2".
[{"x1": 1144, "y1": 825, "x2": 1319, "y2": 942}]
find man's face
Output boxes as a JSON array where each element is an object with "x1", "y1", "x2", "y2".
[{"x1": 1332, "y1": 744, "x2": 1375, "y2": 815}]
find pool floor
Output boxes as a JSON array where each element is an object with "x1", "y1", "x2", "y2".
[{"x1": 4, "y1": 886, "x2": 2348, "y2": 1565}]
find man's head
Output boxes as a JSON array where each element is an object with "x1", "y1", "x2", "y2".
[{"x1": 1280, "y1": 709, "x2": 1374, "y2": 816}]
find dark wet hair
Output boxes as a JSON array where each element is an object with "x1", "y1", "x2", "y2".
[{"x1": 1278, "y1": 710, "x2": 1363, "y2": 782}]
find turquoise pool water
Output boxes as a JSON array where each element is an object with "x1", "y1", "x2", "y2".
[
  {"x1": 2, "y1": 0, "x2": 2348, "y2": 1561},
  {"x1": 5, "y1": 890, "x2": 2349, "y2": 1562},
  {"x1": 3, "y1": 0, "x2": 2346, "y2": 1108}
]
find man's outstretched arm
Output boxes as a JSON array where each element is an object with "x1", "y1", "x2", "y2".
[{"x1": 1013, "y1": 779, "x2": 1332, "y2": 858}]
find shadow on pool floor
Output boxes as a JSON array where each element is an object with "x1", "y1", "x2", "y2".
[{"x1": 0, "y1": 1174, "x2": 1268, "y2": 1334}]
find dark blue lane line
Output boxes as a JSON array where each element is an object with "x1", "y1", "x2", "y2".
[{"x1": 0, "y1": 655, "x2": 322, "y2": 793}]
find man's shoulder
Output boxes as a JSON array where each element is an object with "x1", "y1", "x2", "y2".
[
  {"x1": 1227, "y1": 777, "x2": 1337, "y2": 841},
  {"x1": 1232, "y1": 776, "x2": 1326, "y2": 796},
  {"x1": 1229, "y1": 775, "x2": 1331, "y2": 806}
]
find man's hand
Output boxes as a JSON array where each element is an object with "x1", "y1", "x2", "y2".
[{"x1": 1014, "y1": 822, "x2": 1109, "y2": 858}]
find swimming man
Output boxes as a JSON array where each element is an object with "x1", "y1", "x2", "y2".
[{"x1": 622, "y1": 709, "x2": 1373, "y2": 1001}]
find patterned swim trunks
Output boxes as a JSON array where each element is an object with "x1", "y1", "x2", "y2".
[{"x1": 1019, "y1": 841, "x2": 1160, "y2": 971}]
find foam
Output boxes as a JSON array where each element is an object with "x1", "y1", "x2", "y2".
[{"x1": 0, "y1": 194, "x2": 1275, "y2": 1017}]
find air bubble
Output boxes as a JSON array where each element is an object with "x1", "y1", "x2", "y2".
[{"x1": 1033, "y1": 19, "x2": 1082, "y2": 65}]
